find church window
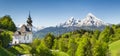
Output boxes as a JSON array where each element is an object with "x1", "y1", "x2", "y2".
[{"x1": 27, "y1": 35, "x2": 29, "y2": 40}]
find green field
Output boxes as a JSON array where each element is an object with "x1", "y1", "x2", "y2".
[{"x1": 109, "y1": 40, "x2": 120, "y2": 56}]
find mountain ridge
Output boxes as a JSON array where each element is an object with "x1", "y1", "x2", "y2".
[
  {"x1": 34, "y1": 13, "x2": 110, "y2": 38},
  {"x1": 58, "y1": 13, "x2": 108, "y2": 27}
]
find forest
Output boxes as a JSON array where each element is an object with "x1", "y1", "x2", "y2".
[{"x1": 0, "y1": 15, "x2": 120, "y2": 56}]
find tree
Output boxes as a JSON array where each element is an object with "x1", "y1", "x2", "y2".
[
  {"x1": 67, "y1": 38, "x2": 77, "y2": 56},
  {"x1": 30, "y1": 38, "x2": 41, "y2": 55},
  {"x1": 109, "y1": 24, "x2": 120, "y2": 43},
  {"x1": 0, "y1": 15, "x2": 16, "y2": 32},
  {"x1": 92, "y1": 41, "x2": 109, "y2": 56},
  {"x1": 36, "y1": 40, "x2": 52, "y2": 56},
  {"x1": 92, "y1": 30, "x2": 100, "y2": 40},
  {"x1": 75, "y1": 33, "x2": 92, "y2": 56},
  {"x1": 44, "y1": 33, "x2": 55, "y2": 49},
  {"x1": 99, "y1": 26, "x2": 114, "y2": 43},
  {"x1": 52, "y1": 39, "x2": 59, "y2": 50},
  {"x1": 0, "y1": 31, "x2": 12, "y2": 48},
  {"x1": 59, "y1": 37, "x2": 68, "y2": 52},
  {"x1": 31, "y1": 38, "x2": 41, "y2": 48}
]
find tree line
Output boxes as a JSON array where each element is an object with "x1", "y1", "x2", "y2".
[
  {"x1": 1, "y1": 15, "x2": 120, "y2": 56},
  {"x1": 8, "y1": 24, "x2": 120, "y2": 56}
]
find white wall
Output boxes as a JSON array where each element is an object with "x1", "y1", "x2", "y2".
[{"x1": 12, "y1": 32, "x2": 33, "y2": 44}]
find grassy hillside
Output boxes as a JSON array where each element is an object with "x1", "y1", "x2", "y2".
[
  {"x1": 0, "y1": 47, "x2": 15, "y2": 56},
  {"x1": 109, "y1": 40, "x2": 120, "y2": 56}
]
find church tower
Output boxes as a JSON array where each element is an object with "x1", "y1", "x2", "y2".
[
  {"x1": 27, "y1": 11, "x2": 33, "y2": 31},
  {"x1": 12, "y1": 12, "x2": 33, "y2": 44}
]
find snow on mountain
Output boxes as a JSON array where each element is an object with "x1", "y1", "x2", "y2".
[
  {"x1": 58, "y1": 17, "x2": 78, "y2": 27},
  {"x1": 77, "y1": 13, "x2": 107, "y2": 27},
  {"x1": 58, "y1": 13, "x2": 108, "y2": 27},
  {"x1": 35, "y1": 13, "x2": 110, "y2": 38}
]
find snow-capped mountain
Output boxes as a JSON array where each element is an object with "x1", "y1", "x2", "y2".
[
  {"x1": 34, "y1": 13, "x2": 110, "y2": 38},
  {"x1": 58, "y1": 17, "x2": 78, "y2": 27},
  {"x1": 58, "y1": 13, "x2": 108, "y2": 27},
  {"x1": 78, "y1": 13, "x2": 107, "y2": 27}
]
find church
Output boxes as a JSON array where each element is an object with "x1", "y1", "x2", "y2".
[{"x1": 12, "y1": 13, "x2": 33, "y2": 44}]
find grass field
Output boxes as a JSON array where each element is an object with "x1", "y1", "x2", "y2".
[{"x1": 109, "y1": 40, "x2": 120, "y2": 56}]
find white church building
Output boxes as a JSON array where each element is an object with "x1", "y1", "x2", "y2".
[{"x1": 12, "y1": 13, "x2": 33, "y2": 44}]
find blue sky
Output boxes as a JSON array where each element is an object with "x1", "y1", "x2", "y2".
[{"x1": 0, "y1": 0, "x2": 120, "y2": 27}]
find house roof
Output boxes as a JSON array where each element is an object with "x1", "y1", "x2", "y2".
[
  {"x1": 20, "y1": 24, "x2": 30, "y2": 32},
  {"x1": 14, "y1": 24, "x2": 32, "y2": 36}
]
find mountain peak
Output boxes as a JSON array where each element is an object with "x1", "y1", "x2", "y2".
[
  {"x1": 80, "y1": 13, "x2": 107, "y2": 27},
  {"x1": 86, "y1": 13, "x2": 98, "y2": 20},
  {"x1": 87, "y1": 13, "x2": 95, "y2": 16},
  {"x1": 58, "y1": 17, "x2": 78, "y2": 27},
  {"x1": 57, "y1": 13, "x2": 108, "y2": 27},
  {"x1": 68, "y1": 17, "x2": 75, "y2": 21}
]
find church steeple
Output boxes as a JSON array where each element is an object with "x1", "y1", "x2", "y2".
[
  {"x1": 28, "y1": 11, "x2": 31, "y2": 19},
  {"x1": 27, "y1": 11, "x2": 33, "y2": 31},
  {"x1": 27, "y1": 11, "x2": 32, "y2": 26}
]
